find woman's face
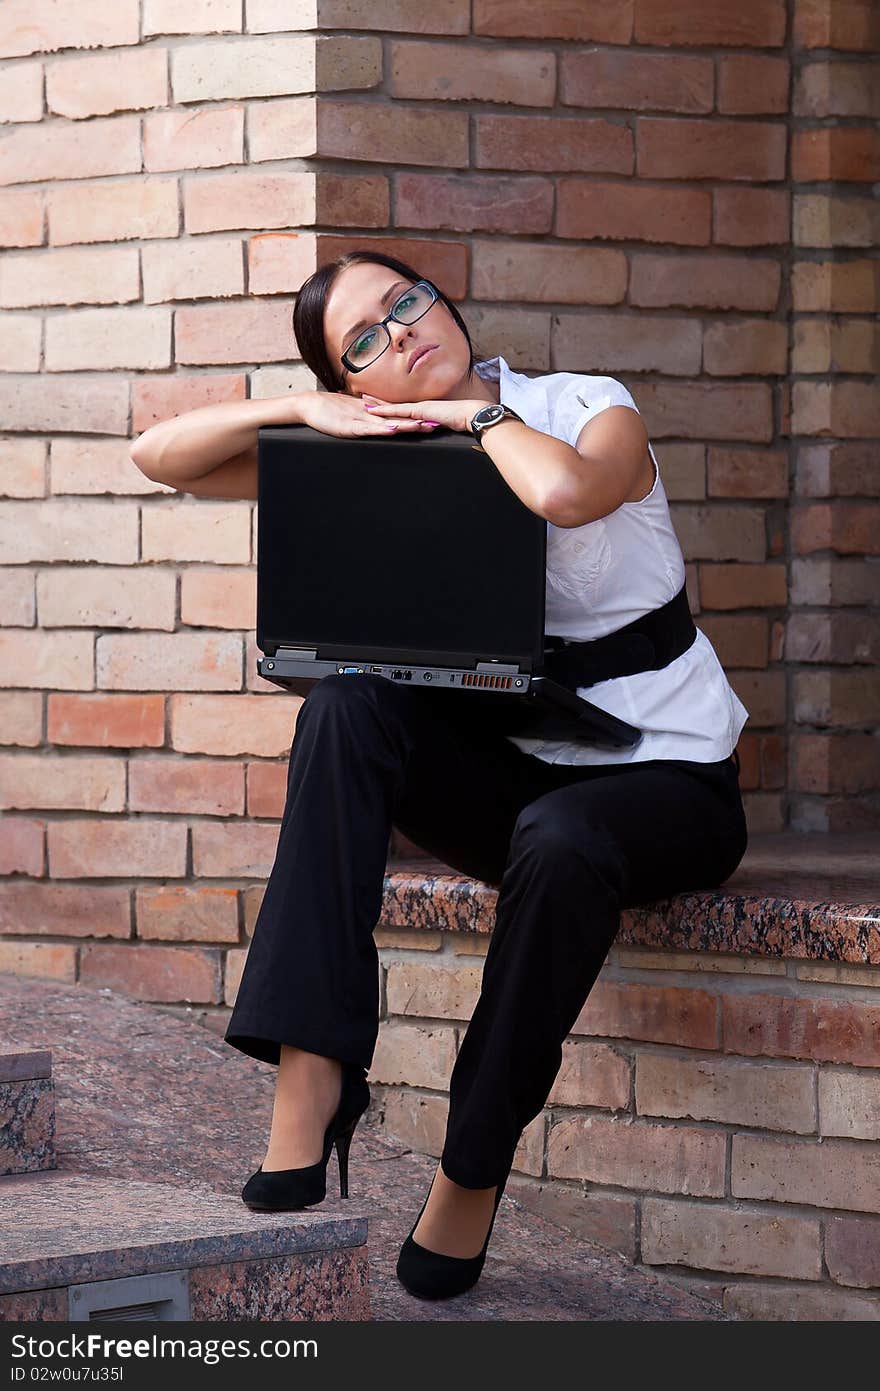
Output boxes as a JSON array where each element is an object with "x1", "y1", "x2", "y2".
[{"x1": 323, "y1": 262, "x2": 473, "y2": 403}]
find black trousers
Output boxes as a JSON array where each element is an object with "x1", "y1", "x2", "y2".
[{"x1": 224, "y1": 672, "x2": 749, "y2": 1189}]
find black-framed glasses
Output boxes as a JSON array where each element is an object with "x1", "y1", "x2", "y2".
[{"x1": 340, "y1": 280, "x2": 439, "y2": 373}]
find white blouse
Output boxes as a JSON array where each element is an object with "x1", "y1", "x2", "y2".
[{"x1": 473, "y1": 354, "x2": 750, "y2": 766}]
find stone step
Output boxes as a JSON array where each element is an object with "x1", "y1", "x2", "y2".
[
  {"x1": 0, "y1": 1170, "x2": 369, "y2": 1322},
  {"x1": 1, "y1": 1048, "x2": 55, "y2": 1176}
]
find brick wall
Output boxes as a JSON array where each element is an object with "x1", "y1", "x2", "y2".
[
  {"x1": 371, "y1": 923, "x2": 880, "y2": 1319},
  {"x1": 1, "y1": 0, "x2": 877, "y2": 1318}
]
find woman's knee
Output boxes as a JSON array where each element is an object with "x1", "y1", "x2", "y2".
[{"x1": 510, "y1": 801, "x2": 628, "y2": 891}]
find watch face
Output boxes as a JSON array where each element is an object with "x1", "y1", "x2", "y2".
[{"x1": 476, "y1": 405, "x2": 503, "y2": 424}]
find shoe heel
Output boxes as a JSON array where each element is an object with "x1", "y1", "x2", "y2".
[{"x1": 334, "y1": 1116, "x2": 359, "y2": 1199}]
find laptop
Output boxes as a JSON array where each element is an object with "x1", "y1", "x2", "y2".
[{"x1": 254, "y1": 423, "x2": 642, "y2": 751}]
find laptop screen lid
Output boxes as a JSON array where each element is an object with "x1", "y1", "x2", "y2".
[{"x1": 256, "y1": 424, "x2": 546, "y2": 674}]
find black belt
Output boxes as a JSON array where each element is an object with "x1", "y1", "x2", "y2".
[{"x1": 543, "y1": 581, "x2": 697, "y2": 691}]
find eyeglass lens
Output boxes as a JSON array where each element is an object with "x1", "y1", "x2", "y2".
[{"x1": 345, "y1": 283, "x2": 435, "y2": 369}]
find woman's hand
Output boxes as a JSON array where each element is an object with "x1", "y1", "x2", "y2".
[
  {"x1": 359, "y1": 395, "x2": 486, "y2": 434},
  {"x1": 297, "y1": 390, "x2": 449, "y2": 438}
]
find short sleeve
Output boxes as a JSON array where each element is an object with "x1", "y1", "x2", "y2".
[{"x1": 551, "y1": 374, "x2": 641, "y2": 451}]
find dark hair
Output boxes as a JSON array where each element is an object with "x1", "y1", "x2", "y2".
[{"x1": 292, "y1": 248, "x2": 486, "y2": 394}]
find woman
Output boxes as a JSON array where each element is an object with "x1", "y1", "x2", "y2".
[{"x1": 130, "y1": 249, "x2": 750, "y2": 1302}]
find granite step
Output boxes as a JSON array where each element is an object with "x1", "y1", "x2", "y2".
[
  {"x1": 1, "y1": 1048, "x2": 55, "y2": 1176},
  {"x1": 0, "y1": 974, "x2": 732, "y2": 1321},
  {"x1": 0, "y1": 1170, "x2": 368, "y2": 1321}
]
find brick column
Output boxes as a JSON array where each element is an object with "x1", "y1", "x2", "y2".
[{"x1": 787, "y1": 0, "x2": 880, "y2": 829}]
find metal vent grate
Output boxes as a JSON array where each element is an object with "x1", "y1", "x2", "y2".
[{"x1": 68, "y1": 1270, "x2": 190, "y2": 1322}]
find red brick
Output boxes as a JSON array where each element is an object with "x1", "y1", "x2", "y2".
[
  {"x1": 794, "y1": 670, "x2": 880, "y2": 726},
  {"x1": 0, "y1": 0, "x2": 140, "y2": 58},
  {"x1": 707, "y1": 448, "x2": 789, "y2": 498},
  {"x1": 48, "y1": 819, "x2": 187, "y2": 879},
  {"x1": 191, "y1": 821, "x2": 282, "y2": 878},
  {"x1": 0, "y1": 188, "x2": 43, "y2": 248},
  {"x1": 475, "y1": 113, "x2": 633, "y2": 174},
  {"x1": 635, "y1": 0, "x2": 786, "y2": 47},
  {"x1": 733, "y1": 1132, "x2": 880, "y2": 1214},
  {"x1": 796, "y1": 443, "x2": 879, "y2": 498},
  {"x1": 793, "y1": 0, "x2": 880, "y2": 52},
  {"x1": 794, "y1": 61, "x2": 879, "y2": 118},
  {"x1": 183, "y1": 170, "x2": 314, "y2": 234},
  {"x1": 0, "y1": 941, "x2": 76, "y2": 983},
  {"x1": 80, "y1": 942, "x2": 221, "y2": 1003},
  {"x1": 131, "y1": 373, "x2": 247, "y2": 433},
  {"x1": 557, "y1": 180, "x2": 710, "y2": 245},
  {"x1": 0, "y1": 689, "x2": 42, "y2": 745},
  {"x1": 793, "y1": 382, "x2": 880, "y2": 438},
  {"x1": 704, "y1": 320, "x2": 788, "y2": 375},
  {"x1": 136, "y1": 884, "x2": 240, "y2": 943},
  {"x1": 0, "y1": 116, "x2": 141, "y2": 187},
  {"x1": 792, "y1": 502, "x2": 880, "y2": 556},
  {"x1": 129, "y1": 756, "x2": 245, "y2": 815},
  {"x1": 642, "y1": 1197, "x2": 821, "y2": 1278},
  {"x1": 175, "y1": 299, "x2": 294, "y2": 367},
  {"x1": 638, "y1": 118, "x2": 786, "y2": 181},
  {"x1": 728, "y1": 671, "x2": 785, "y2": 726},
  {"x1": 718, "y1": 55, "x2": 790, "y2": 114},
  {"x1": 553, "y1": 312, "x2": 701, "y2": 375},
  {"x1": 0, "y1": 816, "x2": 44, "y2": 876},
  {"x1": 786, "y1": 612, "x2": 880, "y2": 664},
  {"x1": 825, "y1": 1217, "x2": 880, "y2": 1289},
  {"x1": 548, "y1": 1113, "x2": 726, "y2": 1196},
  {"x1": 39, "y1": 563, "x2": 175, "y2": 628},
  {"x1": 723, "y1": 992, "x2": 880, "y2": 1067},
  {"x1": 0, "y1": 628, "x2": 93, "y2": 691},
  {"x1": 144, "y1": 102, "x2": 245, "y2": 174},
  {"x1": 169, "y1": 693, "x2": 296, "y2": 758},
  {"x1": 630, "y1": 253, "x2": 780, "y2": 311},
  {"x1": 317, "y1": 173, "x2": 389, "y2": 228},
  {"x1": 47, "y1": 177, "x2": 179, "y2": 247},
  {"x1": 180, "y1": 568, "x2": 256, "y2": 630},
  {"x1": 46, "y1": 45, "x2": 168, "y2": 119},
  {"x1": 0, "y1": 752, "x2": 127, "y2": 812},
  {"x1": 560, "y1": 49, "x2": 712, "y2": 112},
  {"x1": 318, "y1": 99, "x2": 468, "y2": 167},
  {"x1": 573, "y1": 979, "x2": 719, "y2": 1048},
  {"x1": 636, "y1": 383, "x2": 774, "y2": 443},
  {"x1": 713, "y1": 187, "x2": 790, "y2": 246},
  {"x1": 247, "y1": 230, "x2": 322, "y2": 299},
  {"x1": 699, "y1": 564, "x2": 787, "y2": 609},
  {"x1": 315, "y1": 234, "x2": 468, "y2": 301},
  {"x1": 473, "y1": 240, "x2": 626, "y2": 305},
  {"x1": 245, "y1": 760, "x2": 287, "y2": 819},
  {"x1": 47, "y1": 694, "x2": 165, "y2": 749},
  {"x1": 792, "y1": 128, "x2": 880, "y2": 183},
  {"x1": 396, "y1": 172, "x2": 552, "y2": 235},
  {"x1": 0, "y1": 60, "x2": 43, "y2": 123},
  {"x1": 145, "y1": 1, "x2": 243, "y2": 38},
  {"x1": 0, "y1": 882, "x2": 130, "y2": 938},
  {"x1": 698, "y1": 615, "x2": 768, "y2": 667},
  {"x1": 792, "y1": 729, "x2": 880, "y2": 792},
  {"x1": 794, "y1": 558, "x2": 880, "y2": 609},
  {"x1": 0, "y1": 570, "x2": 35, "y2": 628},
  {"x1": 390, "y1": 39, "x2": 555, "y2": 106},
  {"x1": 474, "y1": 0, "x2": 634, "y2": 43}
]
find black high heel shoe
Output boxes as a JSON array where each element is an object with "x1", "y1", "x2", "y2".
[
  {"x1": 396, "y1": 1158, "x2": 511, "y2": 1300},
  {"x1": 241, "y1": 1061, "x2": 370, "y2": 1212}
]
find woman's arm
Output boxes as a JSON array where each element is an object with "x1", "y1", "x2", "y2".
[{"x1": 129, "y1": 393, "x2": 314, "y2": 494}]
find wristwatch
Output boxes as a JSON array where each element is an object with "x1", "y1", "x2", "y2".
[{"x1": 469, "y1": 402, "x2": 524, "y2": 443}]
